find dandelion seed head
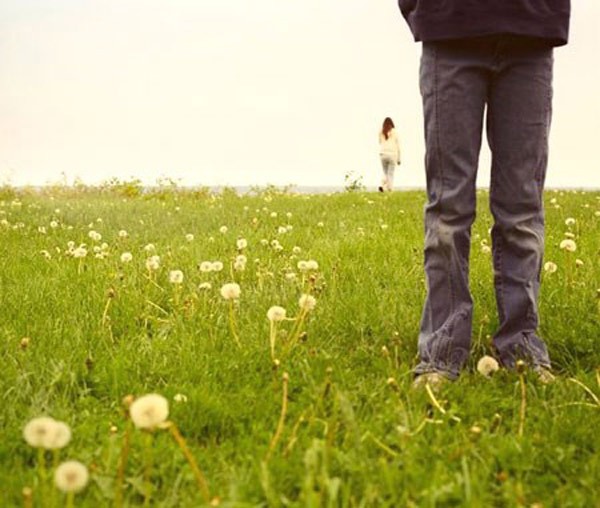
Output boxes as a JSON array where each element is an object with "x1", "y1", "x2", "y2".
[
  {"x1": 145, "y1": 255, "x2": 160, "y2": 271},
  {"x1": 54, "y1": 461, "x2": 89, "y2": 493},
  {"x1": 185, "y1": 233, "x2": 194, "y2": 242},
  {"x1": 144, "y1": 243, "x2": 156, "y2": 252},
  {"x1": 236, "y1": 238, "x2": 248, "y2": 250},
  {"x1": 565, "y1": 217, "x2": 576, "y2": 226},
  {"x1": 45, "y1": 421, "x2": 72, "y2": 450},
  {"x1": 120, "y1": 252, "x2": 133, "y2": 263},
  {"x1": 559, "y1": 239, "x2": 577, "y2": 252},
  {"x1": 198, "y1": 282, "x2": 212, "y2": 290},
  {"x1": 220, "y1": 282, "x2": 241, "y2": 300},
  {"x1": 211, "y1": 261, "x2": 224, "y2": 272},
  {"x1": 219, "y1": 226, "x2": 228, "y2": 234},
  {"x1": 477, "y1": 356, "x2": 499, "y2": 377},
  {"x1": 23, "y1": 417, "x2": 58, "y2": 448},
  {"x1": 129, "y1": 394, "x2": 169, "y2": 429},
  {"x1": 118, "y1": 230, "x2": 128, "y2": 238},
  {"x1": 169, "y1": 270, "x2": 184, "y2": 284},
  {"x1": 267, "y1": 306, "x2": 287, "y2": 322},
  {"x1": 543, "y1": 261, "x2": 557, "y2": 273},
  {"x1": 299, "y1": 294, "x2": 317, "y2": 311},
  {"x1": 173, "y1": 393, "x2": 188, "y2": 403},
  {"x1": 575, "y1": 258, "x2": 584, "y2": 267},
  {"x1": 199, "y1": 261, "x2": 213, "y2": 272}
]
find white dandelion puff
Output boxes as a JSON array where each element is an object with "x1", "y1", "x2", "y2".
[
  {"x1": 169, "y1": 270, "x2": 184, "y2": 284},
  {"x1": 543, "y1": 261, "x2": 558, "y2": 273},
  {"x1": 185, "y1": 233, "x2": 194, "y2": 242},
  {"x1": 129, "y1": 394, "x2": 169, "y2": 430},
  {"x1": 219, "y1": 226, "x2": 228, "y2": 234},
  {"x1": 220, "y1": 283, "x2": 241, "y2": 300},
  {"x1": 299, "y1": 294, "x2": 317, "y2": 312},
  {"x1": 120, "y1": 252, "x2": 133, "y2": 263},
  {"x1": 559, "y1": 239, "x2": 577, "y2": 252},
  {"x1": 477, "y1": 356, "x2": 500, "y2": 377},
  {"x1": 145, "y1": 255, "x2": 160, "y2": 271},
  {"x1": 118, "y1": 230, "x2": 128, "y2": 238},
  {"x1": 565, "y1": 217, "x2": 576, "y2": 227},
  {"x1": 23, "y1": 417, "x2": 57, "y2": 448},
  {"x1": 45, "y1": 421, "x2": 72, "y2": 450},
  {"x1": 211, "y1": 261, "x2": 224, "y2": 272},
  {"x1": 267, "y1": 306, "x2": 287, "y2": 322},
  {"x1": 54, "y1": 461, "x2": 89, "y2": 493},
  {"x1": 236, "y1": 238, "x2": 248, "y2": 250},
  {"x1": 199, "y1": 261, "x2": 213, "y2": 272},
  {"x1": 198, "y1": 282, "x2": 212, "y2": 290}
]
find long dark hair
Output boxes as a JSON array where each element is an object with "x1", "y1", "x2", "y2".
[{"x1": 381, "y1": 117, "x2": 395, "y2": 140}]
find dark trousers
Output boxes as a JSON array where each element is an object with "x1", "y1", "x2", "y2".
[{"x1": 415, "y1": 36, "x2": 554, "y2": 379}]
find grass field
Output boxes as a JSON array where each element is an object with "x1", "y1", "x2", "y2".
[{"x1": 1, "y1": 184, "x2": 599, "y2": 507}]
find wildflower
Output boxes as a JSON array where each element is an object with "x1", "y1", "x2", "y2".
[
  {"x1": 285, "y1": 272, "x2": 297, "y2": 281},
  {"x1": 544, "y1": 261, "x2": 558, "y2": 273},
  {"x1": 292, "y1": 246, "x2": 302, "y2": 254},
  {"x1": 45, "y1": 421, "x2": 72, "y2": 450},
  {"x1": 145, "y1": 255, "x2": 160, "y2": 271},
  {"x1": 286, "y1": 212, "x2": 292, "y2": 218},
  {"x1": 185, "y1": 233, "x2": 194, "y2": 242},
  {"x1": 173, "y1": 393, "x2": 188, "y2": 403},
  {"x1": 317, "y1": 221, "x2": 324, "y2": 227},
  {"x1": 306, "y1": 260, "x2": 319, "y2": 271},
  {"x1": 277, "y1": 226, "x2": 287, "y2": 234},
  {"x1": 23, "y1": 417, "x2": 57, "y2": 448},
  {"x1": 50, "y1": 220, "x2": 59, "y2": 229},
  {"x1": 40, "y1": 250, "x2": 52, "y2": 260},
  {"x1": 299, "y1": 294, "x2": 317, "y2": 311},
  {"x1": 297, "y1": 260, "x2": 309, "y2": 272},
  {"x1": 267, "y1": 306, "x2": 287, "y2": 322},
  {"x1": 169, "y1": 270, "x2": 184, "y2": 284},
  {"x1": 559, "y1": 239, "x2": 577, "y2": 252},
  {"x1": 260, "y1": 239, "x2": 269, "y2": 246},
  {"x1": 380, "y1": 224, "x2": 388, "y2": 230},
  {"x1": 234, "y1": 255, "x2": 247, "y2": 271},
  {"x1": 88, "y1": 230, "x2": 102, "y2": 242},
  {"x1": 565, "y1": 217, "x2": 576, "y2": 226},
  {"x1": 199, "y1": 261, "x2": 213, "y2": 272},
  {"x1": 198, "y1": 282, "x2": 212, "y2": 290},
  {"x1": 481, "y1": 245, "x2": 491, "y2": 254},
  {"x1": 54, "y1": 461, "x2": 89, "y2": 493},
  {"x1": 220, "y1": 283, "x2": 241, "y2": 300},
  {"x1": 477, "y1": 356, "x2": 500, "y2": 377},
  {"x1": 20, "y1": 337, "x2": 30, "y2": 349},
  {"x1": 236, "y1": 238, "x2": 248, "y2": 250},
  {"x1": 270, "y1": 212, "x2": 278, "y2": 218},
  {"x1": 575, "y1": 259, "x2": 584, "y2": 267},
  {"x1": 219, "y1": 226, "x2": 228, "y2": 234},
  {"x1": 564, "y1": 232, "x2": 575, "y2": 239},
  {"x1": 72, "y1": 246, "x2": 88, "y2": 259},
  {"x1": 144, "y1": 243, "x2": 156, "y2": 252},
  {"x1": 211, "y1": 261, "x2": 224, "y2": 272},
  {"x1": 129, "y1": 394, "x2": 169, "y2": 430},
  {"x1": 120, "y1": 252, "x2": 133, "y2": 263},
  {"x1": 118, "y1": 230, "x2": 128, "y2": 238}
]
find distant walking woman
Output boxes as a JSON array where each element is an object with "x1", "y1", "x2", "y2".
[{"x1": 378, "y1": 117, "x2": 401, "y2": 192}]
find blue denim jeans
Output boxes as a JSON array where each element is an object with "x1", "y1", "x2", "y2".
[
  {"x1": 415, "y1": 36, "x2": 554, "y2": 379},
  {"x1": 380, "y1": 154, "x2": 396, "y2": 191}
]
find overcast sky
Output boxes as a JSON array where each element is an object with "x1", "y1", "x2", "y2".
[{"x1": 1, "y1": 0, "x2": 598, "y2": 188}]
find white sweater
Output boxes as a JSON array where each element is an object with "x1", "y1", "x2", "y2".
[{"x1": 379, "y1": 128, "x2": 400, "y2": 163}]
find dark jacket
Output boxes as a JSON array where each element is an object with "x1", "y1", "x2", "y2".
[{"x1": 398, "y1": 0, "x2": 570, "y2": 46}]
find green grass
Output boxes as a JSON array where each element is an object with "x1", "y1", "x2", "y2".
[{"x1": 1, "y1": 186, "x2": 599, "y2": 507}]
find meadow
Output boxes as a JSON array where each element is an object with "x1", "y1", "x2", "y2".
[{"x1": 1, "y1": 183, "x2": 599, "y2": 507}]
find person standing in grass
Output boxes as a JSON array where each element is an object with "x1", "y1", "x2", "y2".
[
  {"x1": 396, "y1": 1, "x2": 571, "y2": 386},
  {"x1": 378, "y1": 117, "x2": 401, "y2": 192}
]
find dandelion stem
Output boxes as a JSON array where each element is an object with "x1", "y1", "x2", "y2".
[
  {"x1": 114, "y1": 421, "x2": 132, "y2": 508},
  {"x1": 37, "y1": 448, "x2": 46, "y2": 501},
  {"x1": 518, "y1": 372, "x2": 527, "y2": 438},
  {"x1": 66, "y1": 492, "x2": 75, "y2": 508},
  {"x1": 22, "y1": 488, "x2": 33, "y2": 508},
  {"x1": 101, "y1": 298, "x2": 112, "y2": 326},
  {"x1": 567, "y1": 377, "x2": 600, "y2": 407},
  {"x1": 285, "y1": 309, "x2": 307, "y2": 352},
  {"x1": 265, "y1": 373, "x2": 289, "y2": 462},
  {"x1": 228, "y1": 300, "x2": 241, "y2": 347},
  {"x1": 425, "y1": 384, "x2": 461, "y2": 423},
  {"x1": 168, "y1": 423, "x2": 210, "y2": 503},
  {"x1": 269, "y1": 321, "x2": 277, "y2": 361},
  {"x1": 143, "y1": 432, "x2": 153, "y2": 508}
]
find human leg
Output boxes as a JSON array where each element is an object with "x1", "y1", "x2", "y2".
[
  {"x1": 487, "y1": 39, "x2": 554, "y2": 369},
  {"x1": 416, "y1": 41, "x2": 489, "y2": 379}
]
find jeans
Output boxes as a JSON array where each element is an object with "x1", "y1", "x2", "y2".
[
  {"x1": 380, "y1": 154, "x2": 396, "y2": 191},
  {"x1": 415, "y1": 36, "x2": 554, "y2": 379}
]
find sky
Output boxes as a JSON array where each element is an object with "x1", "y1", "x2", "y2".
[{"x1": 1, "y1": 0, "x2": 599, "y2": 189}]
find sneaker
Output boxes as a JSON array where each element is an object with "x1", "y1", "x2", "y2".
[
  {"x1": 378, "y1": 186, "x2": 384, "y2": 193},
  {"x1": 534, "y1": 366, "x2": 556, "y2": 384},
  {"x1": 412, "y1": 372, "x2": 448, "y2": 390}
]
